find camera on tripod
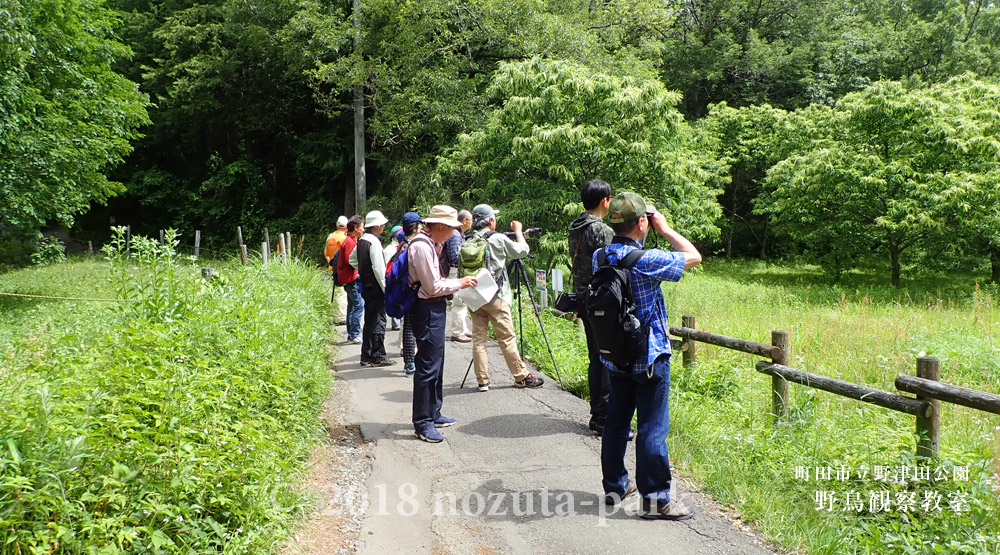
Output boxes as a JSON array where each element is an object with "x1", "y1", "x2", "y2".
[{"x1": 503, "y1": 228, "x2": 544, "y2": 240}]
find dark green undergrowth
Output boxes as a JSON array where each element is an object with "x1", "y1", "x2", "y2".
[
  {"x1": 1, "y1": 229, "x2": 334, "y2": 553},
  {"x1": 516, "y1": 258, "x2": 1000, "y2": 555}
]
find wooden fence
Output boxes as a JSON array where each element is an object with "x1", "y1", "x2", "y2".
[{"x1": 669, "y1": 315, "x2": 1000, "y2": 459}]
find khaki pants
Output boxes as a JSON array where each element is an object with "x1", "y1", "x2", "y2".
[{"x1": 470, "y1": 296, "x2": 528, "y2": 385}]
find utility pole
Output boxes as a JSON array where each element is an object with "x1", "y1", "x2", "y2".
[{"x1": 352, "y1": 0, "x2": 366, "y2": 214}]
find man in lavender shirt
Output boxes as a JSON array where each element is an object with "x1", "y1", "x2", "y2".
[{"x1": 408, "y1": 205, "x2": 478, "y2": 443}]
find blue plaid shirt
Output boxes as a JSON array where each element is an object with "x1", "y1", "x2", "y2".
[{"x1": 592, "y1": 236, "x2": 686, "y2": 374}]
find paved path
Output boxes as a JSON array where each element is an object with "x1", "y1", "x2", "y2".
[{"x1": 334, "y1": 321, "x2": 777, "y2": 555}]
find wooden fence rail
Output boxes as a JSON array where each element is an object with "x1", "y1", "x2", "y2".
[{"x1": 668, "y1": 314, "x2": 999, "y2": 460}]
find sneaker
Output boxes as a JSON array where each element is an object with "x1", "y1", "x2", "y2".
[
  {"x1": 639, "y1": 497, "x2": 695, "y2": 521},
  {"x1": 451, "y1": 334, "x2": 471, "y2": 343},
  {"x1": 514, "y1": 374, "x2": 544, "y2": 388},
  {"x1": 434, "y1": 416, "x2": 457, "y2": 428},
  {"x1": 359, "y1": 358, "x2": 372, "y2": 367},
  {"x1": 478, "y1": 382, "x2": 490, "y2": 392},
  {"x1": 604, "y1": 481, "x2": 637, "y2": 506},
  {"x1": 404, "y1": 363, "x2": 415, "y2": 375},
  {"x1": 350, "y1": 337, "x2": 362, "y2": 344},
  {"x1": 371, "y1": 358, "x2": 394, "y2": 367},
  {"x1": 415, "y1": 428, "x2": 444, "y2": 443}
]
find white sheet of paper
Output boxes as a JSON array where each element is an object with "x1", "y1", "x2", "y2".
[{"x1": 454, "y1": 268, "x2": 497, "y2": 312}]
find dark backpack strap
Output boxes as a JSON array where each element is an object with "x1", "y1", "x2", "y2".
[{"x1": 619, "y1": 248, "x2": 646, "y2": 270}]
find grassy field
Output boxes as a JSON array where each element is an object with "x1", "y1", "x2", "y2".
[
  {"x1": 0, "y1": 238, "x2": 335, "y2": 554},
  {"x1": 518, "y1": 258, "x2": 1000, "y2": 554}
]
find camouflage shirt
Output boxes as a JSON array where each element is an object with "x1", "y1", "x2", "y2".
[{"x1": 568, "y1": 212, "x2": 613, "y2": 294}]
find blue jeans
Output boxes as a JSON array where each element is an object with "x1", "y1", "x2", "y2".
[
  {"x1": 411, "y1": 299, "x2": 446, "y2": 433},
  {"x1": 601, "y1": 354, "x2": 673, "y2": 503},
  {"x1": 345, "y1": 281, "x2": 364, "y2": 341}
]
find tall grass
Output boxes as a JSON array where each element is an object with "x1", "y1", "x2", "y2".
[
  {"x1": 0, "y1": 232, "x2": 334, "y2": 553},
  {"x1": 518, "y1": 258, "x2": 1000, "y2": 554}
]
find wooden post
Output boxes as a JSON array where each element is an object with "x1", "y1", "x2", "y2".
[
  {"x1": 237, "y1": 226, "x2": 245, "y2": 247},
  {"x1": 240, "y1": 244, "x2": 248, "y2": 266},
  {"x1": 87, "y1": 241, "x2": 93, "y2": 255},
  {"x1": 126, "y1": 225, "x2": 131, "y2": 250},
  {"x1": 916, "y1": 356, "x2": 941, "y2": 460},
  {"x1": 202, "y1": 267, "x2": 214, "y2": 281},
  {"x1": 159, "y1": 230, "x2": 164, "y2": 244},
  {"x1": 264, "y1": 228, "x2": 270, "y2": 251},
  {"x1": 262, "y1": 242, "x2": 269, "y2": 269},
  {"x1": 194, "y1": 230, "x2": 201, "y2": 258},
  {"x1": 285, "y1": 231, "x2": 291, "y2": 259},
  {"x1": 681, "y1": 315, "x2": 696, "y2": 368},
  {"x1": 771, "y1": 330, "x2": 790, "y2": 421}
]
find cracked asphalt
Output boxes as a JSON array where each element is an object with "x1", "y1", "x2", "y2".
[{"x1": 334, "y1": 321, "x2": 779, "y2": 555}]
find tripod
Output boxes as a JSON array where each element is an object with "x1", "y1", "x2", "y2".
[{"x1": 460, "y1": 257, "x2": 564, "y2": 389}]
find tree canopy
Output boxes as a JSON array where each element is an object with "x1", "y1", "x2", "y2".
[
  {"x1": 0, "y1": 0, "x2": 149, "y2": 234},
  {"x1": 435, "y1": 58, "x2": 723, "y2": 246}
]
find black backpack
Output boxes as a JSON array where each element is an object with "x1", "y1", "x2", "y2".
[
  {"x1": 585, "y1": 245, "x2": 648, "y2": 368},
  {"x1": 329, "y1": 250, "x2": 342, "y2": 285}
]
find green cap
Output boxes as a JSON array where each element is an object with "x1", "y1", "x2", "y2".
[{"x1": 608, "y1": 192, "x2": 650, "y2": 224}]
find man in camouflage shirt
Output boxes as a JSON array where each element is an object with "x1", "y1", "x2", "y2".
[{"x1": 568, "y1": 179, "x2": 618, "y2": 435}]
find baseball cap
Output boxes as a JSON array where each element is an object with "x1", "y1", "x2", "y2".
[
  {"x1": 472, "y1": 204, "x2": 500, "y2": 226},
  {"x1": 608, "y1": 192, "x2": 652, "y2": 224},
  {"x1": 390, "y1": 225, "x2": 403, "y2": 235},
  {"x1": 402, "y1": 212, "x2": 422, "y2": 225}
]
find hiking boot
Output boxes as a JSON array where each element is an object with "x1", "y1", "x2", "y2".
[
  {"x1": 478, "y1": 382, "x2": 490, "y2": 392},
  {"x1": 640, "y1": 497, "x2": 694, "y2": 521},
  {"x1": 434, "y1": 416, "x2": 457, "y2": 428},
  {"x1": 604, "y1": 481, "x2": 637, "y2": 506},
  {"x1": 371, "y1": 358, "x2": 394, "y2": 367},
  {"x1": 514, "y1": 374, "x2": 544, "y2": 388},
  {"x1": 415, "y1": 428, "x2": 444, "y2": 443}
]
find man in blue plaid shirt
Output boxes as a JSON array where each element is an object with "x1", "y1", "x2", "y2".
[{"x1": 594, "y1": 191, "x2": 702, "y2": 521}]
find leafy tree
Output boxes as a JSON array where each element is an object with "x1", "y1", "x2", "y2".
[
  {"x1": 0, "y1": 0, "x2": 149, "y2": 234},
  {"x1": 700, "y1": 102, "x2": 795, "y2": 257},
  {"x1": 87, "y1": 0, "x2": 350, "y2": 252},
  {"x1": 306, "y1": 0, "x2": 654, "y2": 215},
  {"x1": 436, "y1": 58, "x2": 723, "y2": 263},
  {"x1": 759, "y1": 76, "x2": 1000, "y2": 286}
]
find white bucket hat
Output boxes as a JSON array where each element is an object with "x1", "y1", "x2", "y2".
[{"x1": 364, "y1": 210, "x2": 389, "y2": 228}]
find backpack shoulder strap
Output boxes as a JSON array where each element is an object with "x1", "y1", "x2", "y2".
[
  {"x1": 597, "y1": 247, "x2": 609, "y2": 268},
  {"x1": 620, "y1": 248, "x2": 646, "y2": 270}
]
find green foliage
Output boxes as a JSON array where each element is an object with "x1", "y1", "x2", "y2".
[
  {"x1": 516, "y1": 258, "x2": 1000, "y2": 554},
  {"x1": 759, "y1": 75, "x2": 1000, "y2": 286},
  {"x1": 30, "y1": 236, "x2": 67, "y2": 267},
  {"x1": 436, "y1": 58, "x2": 723, "y2": 264},
  {"x1": 0, "y1": 241, "x2": 333, "y2": 552},
  {"x1": 0, "y1": 0, "x2": 149, "y2": 234}
]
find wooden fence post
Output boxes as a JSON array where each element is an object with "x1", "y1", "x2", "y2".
[
  {"x1": 916, "y1": 356, "x2": 941, "y2": 460},
  {"x1": 87, "y1": 241, "x2": 93, "y2": 255},
  {"x1": 240, "y1": 244, "x2": 248, "y2": 267},
  {"x1": 194, "y1": 230, "x2": 201, "y2": 258},
  {"x1": 262, "y1": 242, "x2": 269, "y2": 269},
  {"x1": 771, "y1": 330, "x2": 790, "y2": 421},
  {"x1": 681, "y1": 315, "x2": 696, "y2": 368},
  {"x1": 264, "y1": 228, "x2": 270, "y2": 251},
  {"x1": 237, "y1": 226, "x2": 244, "y2": 248},
  {"x1": 159, "y1": 230, "x2": 164, "y2": 245}
]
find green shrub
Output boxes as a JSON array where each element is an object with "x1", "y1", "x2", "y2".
[
  {"x1": 1, "y1": 232, "x2": 334, "y2": 553},
  {"x1": 30, "y1": 236, "x2": 66, "y2": 266}
]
